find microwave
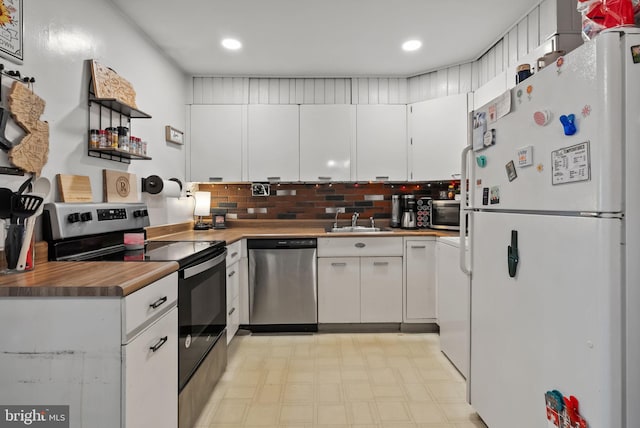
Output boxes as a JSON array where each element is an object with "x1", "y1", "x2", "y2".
[{"x1": 429, "y1": 200, "x2": 461, "y2": 231}]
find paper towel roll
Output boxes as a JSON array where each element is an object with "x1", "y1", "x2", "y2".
[{"x1": 160, "y1": 179, "x2": 181, "y2": 198}]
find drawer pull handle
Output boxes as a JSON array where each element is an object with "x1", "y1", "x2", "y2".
[
  {"x1": 375, "y1": 176, "x2": 389, "y2": 181},
  {"x1": 228, "y1": 307, "x2": 236, "y2": 316},
  {"x1": 331, "y1": 262, "x2": 347, "y2": 267},
  {"x1": 267, "y1": 176, "x2": 281, "y2": 181},
  {"x1": 411, "y1": 245, "x2": 426, "y2": 249},
  {"x1": 228, "y1": 271, "x2": 236, "y2": 278},
  {"x1": 149, "y1": 296, "x2": 168, "y2": 310},
  {"x1": 355, "y1": 243, "x2": 366, "y2": 248},
  {"x1": 373, "y1": 261, "x2": 389, "y2": 266},
  {"x1": 231, "y1": 252, "x2": 239, "y2": 258},
  {"x1": 150, "y1": 336, "x2": 168, "y2": 353},
  {"x1": 209, "y1": 177, "x2": 223, "y2": 182},
  {"x1": 318, "y1": 176, "x2": 332, "y2": 180}
]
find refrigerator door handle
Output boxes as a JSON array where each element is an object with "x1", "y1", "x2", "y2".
[
  {"x1": 507, "y1": 230, "x2": 519, "y2": 278},
  {"x1": 460, "y1": 144, "x2": 472, "y2": 275}
]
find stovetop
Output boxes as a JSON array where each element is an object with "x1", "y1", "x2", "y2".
[
  {"x1": 81, "y1": 240, "x2": 226, "y2": 267},
  {"x1": 43, "y1": 202, "x2": 226, "y2": 268}
]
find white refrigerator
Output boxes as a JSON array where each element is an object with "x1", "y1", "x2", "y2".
[{"x1": 460, "y1": 28, "x2": 640, "y2": 428}]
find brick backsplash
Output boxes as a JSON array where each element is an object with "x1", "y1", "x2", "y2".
[{"x1": 198, "y1": 181, "x2": 459, "y2": 220}]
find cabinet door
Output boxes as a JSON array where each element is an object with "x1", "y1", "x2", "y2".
[
  {"x1": 356, "y1": 105, "x2": 407, "y2": 181},
  {"x1": 405, "y1": 239, "x2": 437, "y2": 321},
  {"x1": 299, "y1": 105, "x2": 355, "y2": 181},
  {"x1": 408, "y1": 94, "x2": 468, "y2": 181},
  {"x1": 124, "y1": 307, "x2": 177, "y2": 428},
  {"x1": 190, "y1": 105, "x2": 243, "y2": 182},
  {"x1": 226, "y1": 260, "x2": 240, "y2": 343},
  {"x1": 247, "y1": 105, "x2": 299, "y2": 182},
  {"x1": 318, "y1": 257, "x2": 360, "y2": 323},
  {"x1": 360, "y1": 257, "x2": 402, "y2": 322}
]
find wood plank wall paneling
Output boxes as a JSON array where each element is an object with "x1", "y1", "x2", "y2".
[{"x1": 191, "y1": 1, "x2": 582, "y2": 105}]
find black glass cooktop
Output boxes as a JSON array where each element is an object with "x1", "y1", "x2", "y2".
[{"x1": 65, "y1": 240, "x2": 226, "y2": 268}]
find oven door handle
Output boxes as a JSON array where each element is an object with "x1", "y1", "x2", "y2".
[{"x1": 183, "y1": 249, "x2": 228, "y2": 279}]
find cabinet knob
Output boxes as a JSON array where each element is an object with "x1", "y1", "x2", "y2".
[
  {"x1": 355, "y1": 242, "x2": 366, "y2": 248},
  {"x1": 231, "y1": 252, "x2": 239, "y2": 258}
]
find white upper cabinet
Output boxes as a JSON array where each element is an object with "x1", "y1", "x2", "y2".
[
  {"x1": 356, "y1": 105, "x2": 407, "y2": 181},
  {"x1": 299, "y1": 105, "x2": 355, "y2": 182},
  {"x1": 247, "y1": 105, "x2": 299, "y2": 182},
  {"x1": 189, "y1": 105, "x2": 244, "y2": 182},
  {"x1": 408, "y1": 94, "x2": 468, "y2": 181}
]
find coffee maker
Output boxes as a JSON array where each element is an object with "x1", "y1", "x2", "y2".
[{"x1": 400, "y1": 194, "x2": 417, "y2": 229}]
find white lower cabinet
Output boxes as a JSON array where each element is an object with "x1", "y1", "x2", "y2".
[
  {"x1": 226, "y1": 240, "x2": 243, "y2": 343},
  {"x1": 360, "y1": 257, "x2": 403, "y2": 322},
  {"x1": 404, "y1": 238, "x2": 437, "y2": 322},
  {"x1": 318, "y1": 257, "x2": 360, "y2": 323},
  {"x1": 317, "y1": 237, "x2": 403, "y2": 323},
  {"x1": 0, "y1": 273, "x2": 178, "y2": 428},
  {"x1": 124, "y1": 307, "x2": 178, "y2": 427}
]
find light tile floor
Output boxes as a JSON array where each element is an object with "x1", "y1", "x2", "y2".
[{"x1": 195, "y1": 333, "x2": 488, "y2": 428}]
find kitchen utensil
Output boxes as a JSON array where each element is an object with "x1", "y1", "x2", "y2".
[
  {"x1": 0, "y1": 188, "x2": 13, "y2": 219},
  {"x1": 33, "y1": 177, "x2": 51, "y2": 197},
  {"x1": 57, "y1": 174, "x2": 93, "y2": 202},
  {"x1": 16, "y1": 194, "x2": 45, "y2": 271},
  {"x1": 5, "y1": 194, "x2": 42, "y2": 270}
]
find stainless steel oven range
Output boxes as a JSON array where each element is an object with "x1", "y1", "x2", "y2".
[{"x1": 44, "y1": 202, "x2": 227, "y2": 428}]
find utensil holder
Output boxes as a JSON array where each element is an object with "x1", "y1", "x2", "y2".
[{"x1": 2, "y1": 221, "x2": 34, "y2": 273}]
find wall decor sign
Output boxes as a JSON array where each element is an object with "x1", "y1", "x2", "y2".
[
  {"x1": 165, "y1": 126, "x2": 184, "y2": 144},
  {"x1": 0, "y1": 0, "x2": 22, "y2": 63}
]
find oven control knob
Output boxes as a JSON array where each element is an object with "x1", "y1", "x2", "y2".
[
  {"x1": 80, "y1": 212, "x2": 93, "y2": 222},
  {"x1": 134, "y1": 209, "x2": 149, "y2": 218},
  {"x1": 67, "y1": 213, "x2": 81, "y2": 223}
]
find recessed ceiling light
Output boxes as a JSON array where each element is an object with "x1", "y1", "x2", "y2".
[
  {"x1": 221, "y1": 38, "x2": 242, "y2": 50},
  {"x1": 402, "y1": 40, "x2": 422, "y2": 52}
]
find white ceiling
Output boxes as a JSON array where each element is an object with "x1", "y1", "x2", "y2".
[{"x1": 112, "y1": 0, "x2": 542, "y2": 77}]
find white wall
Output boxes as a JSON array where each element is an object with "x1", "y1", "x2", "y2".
[{"x1": 0, "y1": 0, "x2": 193, "y2": 226}]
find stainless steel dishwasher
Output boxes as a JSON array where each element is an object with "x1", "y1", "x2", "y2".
[{"x1": 248, "y1": 238, "x2": 317, "y2": 331}]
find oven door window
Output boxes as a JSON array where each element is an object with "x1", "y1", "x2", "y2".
[{"x1": 179, "y1": 254, "x2": 226, "y2": 390}]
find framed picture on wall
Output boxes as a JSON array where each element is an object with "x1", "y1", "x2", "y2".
[{"x1": 0, "y1": 0, "x2": 22, "y2": 63}]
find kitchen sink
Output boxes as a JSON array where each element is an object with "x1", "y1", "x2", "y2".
[{"x1": 327, "y1": 226, "x2": 384, "y2": 233}]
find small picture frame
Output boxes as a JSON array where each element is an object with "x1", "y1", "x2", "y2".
[
  {"x1": 213, "y1": 212, "x2": 227, "y2": 229},
  {"x1": 165, "y1": 126, "x2": 184, "y2": 144}
]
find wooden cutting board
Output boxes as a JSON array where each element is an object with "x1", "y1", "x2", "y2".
[
  {"x1": 57, "y1": 174, "x2": 93, "y2": 202},
  {"x1": 103, "y1": 169, "x2": 137, "y2": 203}
]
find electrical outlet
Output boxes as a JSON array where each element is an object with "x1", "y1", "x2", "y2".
[{"x1": 251, "y1": 183, "x2": 270, "y2": 197}]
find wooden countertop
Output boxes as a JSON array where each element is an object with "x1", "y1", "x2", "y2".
[
  {"x1": 151, "y1": 224, "x2": 457, "y2": 244},
  {"x1": 0, "y1": 261, "x2": 178, "y2": 297}
]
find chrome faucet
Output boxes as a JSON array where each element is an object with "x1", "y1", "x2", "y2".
[
  {"x1": 370, "y1": 217, "x2": 375, "y2": 228},
  {"x1": 351, "y1": 211, "x2": 359, "y2": 227},
  {"x1": 334, "y1": 209, "x2": 344, "y2": 229}
]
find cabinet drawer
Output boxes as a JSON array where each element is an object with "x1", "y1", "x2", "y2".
[
  {"x1": 226, "y1": 241, "x2": 242, "y2": 267},
  {"x1": 318, "y1": 237, "x2": 403, "y2": 257},
  {"x1": 123, "y1": 273, "x2": 177, "y2": 342},
  {"x1": 123, "y1": 307, "x2": 178, "y2": 428},
  {"x1": 227, "y1": 260, "x2": 240, "y2": 304}
]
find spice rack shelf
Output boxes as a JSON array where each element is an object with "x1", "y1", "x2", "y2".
[{"x1": 88, "y1": 80, "x2": 152, "y2": 164}]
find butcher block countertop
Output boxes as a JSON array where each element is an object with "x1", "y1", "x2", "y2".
[
  {"x1": 0, "y1": 261, "x2": 178, "y2": 297},
  {"x1": 149, "y1": 220, "x2": 457, "y2": 244}
]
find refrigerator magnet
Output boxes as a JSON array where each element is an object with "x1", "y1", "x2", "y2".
[
  {"x1": 490, "y1": 186, "x2": 500, "y2": 204},
  {"x1": 483, "y1": 129, "x2": 496, "y2": 148},
  {"x1": 505, "y1": 160, "x2": 518, "y2": 182},
  {"x1": 482, "y1": 187, "x2": 489, "y2": 205},
  {"x1": 533, "y1": 110, "x2": 552, "y2": 126},
  {"x1": 476, "y1": 155, "x2": 487, "y2": 168},
  {"x1": 632, "y1": 45, "x2": 640, "y2": 64},
  {"x1": 517, "y1": 146, "x2": 533, "y2": 167},
  {"x1": 472, "y1": 112, "x2": 487, "y2": 151}
]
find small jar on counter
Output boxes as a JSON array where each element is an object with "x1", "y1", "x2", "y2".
[{"x1": 89, "y1": 129, "x2": 100, "y2": 148}]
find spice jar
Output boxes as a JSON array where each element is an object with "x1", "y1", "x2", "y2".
[
  {"x1": 130, "y1": 135, "x2": 138, "y2": 155},
  {"x1": 117, "y1": 126, "x2": 129, "y2": 152},
  {"x1": 89, "y1": 129, "x2": 99, "y2": 148},
  {"x1": 105, "y1": 127, "x2": 118, "y2": 148},
  {"x1": 98, "y1": 130, "x2": 108, "y2": 148}
]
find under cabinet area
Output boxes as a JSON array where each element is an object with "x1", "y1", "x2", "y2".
[
  {"x1": 317, "y1": 237, "x2": 403, "y2": 324},
  {"x1": 0, "y1": 272, "x2": 178, "y2": 428},
  {"x1": 404, "y1": 238, "x2": 437, "y2": 322}
]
